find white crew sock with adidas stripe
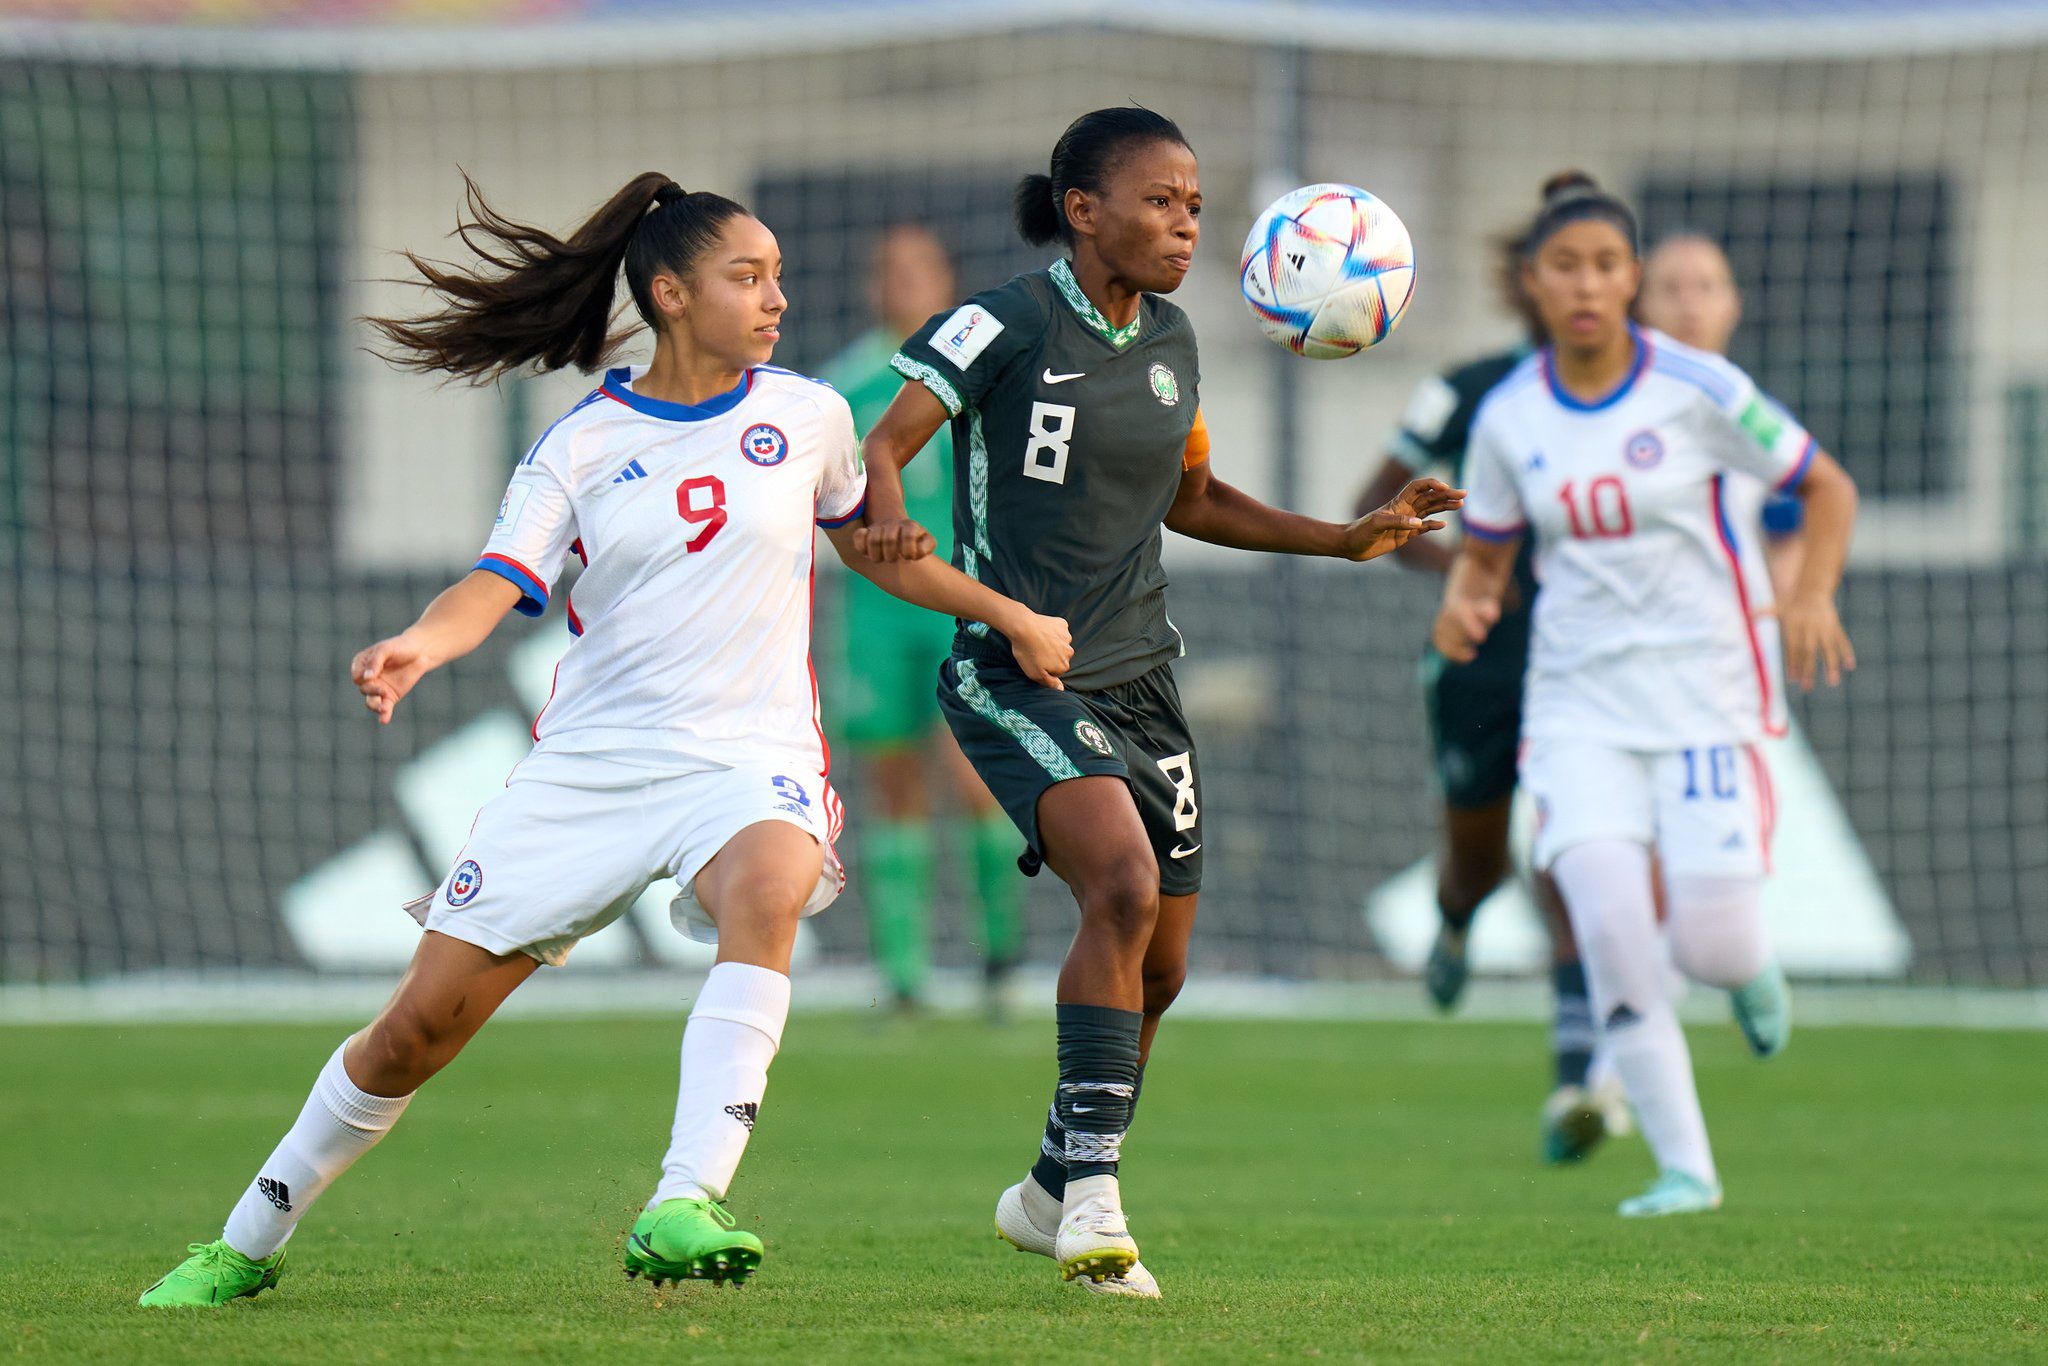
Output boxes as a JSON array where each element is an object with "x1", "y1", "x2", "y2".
[
  {"x1": 650, "y1": 963, "x2": 791, "y2": 1207},
  {"x1": 222, "y1": 1039, "x2": 413, "y2": 1260}
]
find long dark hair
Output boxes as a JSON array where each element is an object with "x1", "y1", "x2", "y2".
[
  {"x1": 367, "y1": 172, "x2": 749, "y2": 382},
  {"x1": 1013, "y1": 107, "x2": 1191, "y2": 248}
]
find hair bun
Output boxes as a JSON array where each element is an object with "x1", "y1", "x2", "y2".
[{"x1": 1540, "y1": 170, "x2": 1599, "y2": 204}]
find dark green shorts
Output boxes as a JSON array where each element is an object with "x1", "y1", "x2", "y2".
[
  {"x1": 937, "y1": 655, "x2": 1203, "y2": 896},
  {"x1": 1422, "y1": 647, "x2": 1525, "y2": 811}
]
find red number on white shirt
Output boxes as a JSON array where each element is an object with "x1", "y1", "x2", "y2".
[
  {"x1": 676, "y1": 475, "x2": 728, "y2": 552},
  {"x1": 1557, "y1": 475, "x2": 1633, "y2": 539}
]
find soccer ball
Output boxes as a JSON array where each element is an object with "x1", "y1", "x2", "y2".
[{"x1": 1239, "y1": 184, "x2": 1416, "y2": 359}]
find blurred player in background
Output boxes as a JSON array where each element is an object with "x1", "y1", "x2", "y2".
[
  {"x1": 1638, "y1": 232, "x2": 1807, "y2": 616},
  {"x1": 859, "y1": 107, "x2": 1459, "y2": 1295},
  {"x1": 1353, "y1": 222, "x2": 1622, "y2": 1166},
  {"x1": 138, "y1": 173, "x2": 1070, "y2": 1307},
  {"x1": 824, "y1": 226, "x2": 1025, "y2": 1016},
  {"x1": 1436, "y1": 173, "x2": 1858, "y2": 1217}
]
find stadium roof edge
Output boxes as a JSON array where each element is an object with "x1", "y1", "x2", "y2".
[{"x1": 4, "y1": 1, "x2": 2048, "y2": 70}]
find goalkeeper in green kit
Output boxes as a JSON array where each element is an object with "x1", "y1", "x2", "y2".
[{"x1": 824, "y1": 225, "x2": 1024, "y2": 1014}]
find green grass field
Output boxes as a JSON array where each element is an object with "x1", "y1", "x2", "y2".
[{"x1": 3, "y1": 1012, "x2": 2042, "y2": 1362}]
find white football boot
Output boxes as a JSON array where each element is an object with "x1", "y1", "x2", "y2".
[
  {"x1": 996, "y1": 1175, "x2": 1158, "y2": 1297},
  {"x1": 1587, "y1": 1058, "x2": 1635, "y2": 1138},
  {"x1": 1054, "y1": 1173, "x2": 1141, "y2": 1285}
]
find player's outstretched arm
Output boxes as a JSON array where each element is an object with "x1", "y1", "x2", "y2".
[
  {"x1": 852, "y1": 382, "x2": 947, "y2": 564},
  {"x1": 823, "y1": 526, "x2": 1072, "y2": 689},
  {"x1": 1165, "y1": 459, "x2": 1462, "y2": 561},
  {"x1": 1353, "y1": 455, "x2": 1457, "y2": 574},
  {"x1": 1431, "y1": 537, "x2": 1518, "y2": 664},
  {"x1": 351, "y1": 570, "x2": 524, "y2": 724},
  {"x1": 1776, "y1": 448, "x2": 1859, "y2": 690}
]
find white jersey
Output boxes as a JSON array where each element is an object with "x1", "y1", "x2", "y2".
[
  {"x1": 1717, "y1": 468, "x2": 1792, "y2": 738},
  {"x1": 1461, "y1": 327, "x2": 1815, "y2": 750},
  {"x1": 476, "y1": 364, "x2": 868, "y2": 781}
]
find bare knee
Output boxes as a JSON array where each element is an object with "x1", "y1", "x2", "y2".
[
  {"x1": 355, "y1": 1006, "x2": 453, "y2": 1092},
  {"x1": 1141, "y1": 957, "x2": 1187, "y2": 1018},
  {"x1": 1077, "y1": 855, "x2": 1160, "y2": 947}
]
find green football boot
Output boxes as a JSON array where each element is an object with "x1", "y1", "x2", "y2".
[
  {"x1": 1540, "y1": 1084, "x2": 1608, "y2": 1165},
  {"x1": 1617, "y1": 1170, "x2": 1723, "y2": 1218},
  {"x1": 1730, "y1": 962, "x2": 1792, "y2": 1058},
  {"x1": 138, "y1": 1239, "x2": 286, "y2": 1308},
  {"x1": 1423, "y1": 925, "x2": 1471, "y2": 1012},
  {"x1": 622, "y1": 1198, "x2": 763, "y2": 1287}
]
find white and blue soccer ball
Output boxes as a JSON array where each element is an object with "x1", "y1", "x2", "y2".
[{"x1": 1239, "y1": 184, "x2": 1416, "y2": 359}]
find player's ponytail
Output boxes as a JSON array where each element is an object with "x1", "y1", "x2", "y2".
[
  {"x1": 368, "y1": 172, "x2": 749, "y2": 383},
  {"x1": 1522, "y1": 169, "x2": 1639, "y2": 260},
  {"x1": 1014, "y1": 106, "x2": 1192, "y2": 248},
  {"x1": 1014, "y1": 173, "x2": 1065, "y2": 248}
]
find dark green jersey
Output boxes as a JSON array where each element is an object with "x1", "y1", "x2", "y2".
[
  {"x1": 1393, "y1": 345, "x2": 1539, "y2": 661},
  {"x1": 892, "y1": 260, "x2": 1203, "y2": 691}
]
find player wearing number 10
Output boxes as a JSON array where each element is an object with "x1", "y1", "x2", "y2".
[
  {"x1": 137, "y1": 173, "x2": 1070, "y2": 1307},
  {"x1": 1434, "y1": 173, "x2": 1860, "y2": 1218},
  {"x1": 859, "y1": 107, "x2": 1462, "y2": 1295}
]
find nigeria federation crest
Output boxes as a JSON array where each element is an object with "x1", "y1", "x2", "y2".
[
  {"x1": 1074, "y1": 720, "x2": 1114, "y2": 757},
  {"x1": 1147, "y1": 362, "x2": 1180, "y2": 407},
  {"x1": 741, "y1": 423, "x2": 789, "y2": 466},
  {"x1": 447, "y1": 859, "x2": 483, "y2": 907}
]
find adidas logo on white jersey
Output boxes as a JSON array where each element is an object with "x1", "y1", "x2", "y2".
[{"x1": 611, "y1": 459, "x2": 649, "y2": 484}]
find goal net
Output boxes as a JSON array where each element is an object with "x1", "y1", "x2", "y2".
[{"x1": 2, "y1": 3, "x2": 2043, "y2": 989}]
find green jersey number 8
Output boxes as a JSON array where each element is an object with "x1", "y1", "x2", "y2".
[{"x1": 1024, "y1": 401, "x2": 1076, "y2": 485}]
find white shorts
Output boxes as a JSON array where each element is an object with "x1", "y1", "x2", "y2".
[
  {"x1": 1520, "y1": 737, "x2": 1775, "y2": 878},
  {"x1": 403, "y1": 764, "x2": 845, "y2": 966}
]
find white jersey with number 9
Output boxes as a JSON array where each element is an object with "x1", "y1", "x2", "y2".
[{"x1": 475, "y1": 364, "x2": 869, "y2": 782}]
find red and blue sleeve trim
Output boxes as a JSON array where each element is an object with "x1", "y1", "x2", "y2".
[
  {"x1": 1774, "y1": 436, "x2": 1818, "y2": 492},
  {"x1": 1462, "y1": 516, "x2": 1526, "y2": 543},
  {"x1": 815, "y1": 495, "x2": 867, "y2": 530},
  {"x1": 475, "y1": 553, "x2": 549, "y2": 617}
]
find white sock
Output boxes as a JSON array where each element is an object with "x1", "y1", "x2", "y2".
[
  {"x1": 1666, "y1": 874, "x2": 1770, "y2": 989},
  {"x1": 1553, "y1": 841, "x2": 1717, "y2": 1186},
  {"x1": 1599, "y1": 1000, "x2": 1716, "y2": 1186},
  {"x1": 222, "y1": 1040, "x2": 413, "y2": 1259},
  {"x1": 650, "y1": 962, "x2": 791, "y2": 1207}
]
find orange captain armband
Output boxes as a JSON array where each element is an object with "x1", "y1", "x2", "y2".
[{"x1": 1182, "y1": 407, "x2": 1211, "y2": 470}]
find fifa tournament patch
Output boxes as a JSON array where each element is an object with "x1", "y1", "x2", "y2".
[
  {"x1": 932, "y1": 305, "x2": 1004, "y2": 371},
  {"x1": 496, "y1": 481, "x2": 532, "y2": 531},
  {"x1": 1074, "y1": 719, "x2": 1115, "y2": 757},
  {"x1": 1148, "y1": 363, "x2": 1180, "y2": 407},
  {"x1": 1738, "y1": 396, "x2": 1786, "y2": 452},
  {"x1": 741, "y1": 423, "x2": 789, "y2": 466},
  {"x1": 447, "y1": 859, "x2": 483, "y2": 907},
  {"x1": 1624, "y1": 429, "x2": 1666, "y2": 469}
]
